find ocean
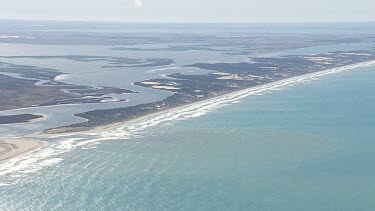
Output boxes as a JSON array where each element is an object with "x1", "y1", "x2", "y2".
[{"x1": 1, "y1": 23, "x2": 375, "y2": 210}]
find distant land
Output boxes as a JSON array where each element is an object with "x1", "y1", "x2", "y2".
[{"x1": 2, "y1": 24, "x2": 375, "y2": 129}]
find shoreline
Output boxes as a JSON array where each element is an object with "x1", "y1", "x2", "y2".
[
  {"x1": 31, "y1": 59, "x2": 375, "y2": 138},
  {"x1": 0, "y1": 139, "x2": 43, "y2": 162}
]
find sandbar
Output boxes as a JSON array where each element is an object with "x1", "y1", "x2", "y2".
[{"x1": 0, "y1": 139, "x2": 43, "y2": 162}]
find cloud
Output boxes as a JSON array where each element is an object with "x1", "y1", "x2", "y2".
[{"x1": 134, "y1": 0, "x2": 143, "y2": 8}]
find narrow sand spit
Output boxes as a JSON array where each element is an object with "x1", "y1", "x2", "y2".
[{"x1": 0, "y1": 139, "x2": 43, "y2": 162}]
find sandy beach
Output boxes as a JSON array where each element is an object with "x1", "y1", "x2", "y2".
[{"x1": 0, "y1": 139, "x2": 43, "y2": 162}]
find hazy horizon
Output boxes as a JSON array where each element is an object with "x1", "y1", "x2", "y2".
[
  {"x1": 0, "y1": 0, "x2": 374, "y2": 23},
  {"x1": 1, "y1": 18, "x2": 375, "y2": 24}
]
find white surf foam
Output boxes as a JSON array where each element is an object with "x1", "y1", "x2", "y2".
[
  {"x1": 147, "y1": 66, "x2": 178, "y2": 73},
  {"x1": 54, "y1": 74, "x2": 70, "y2": 81}
]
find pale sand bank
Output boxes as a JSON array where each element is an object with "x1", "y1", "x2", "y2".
[
  {"x1": 30, "y1": 114, "x2": 49, "y2": 122},
  {"x1": 0, "y1": 139, "x2": 43, "y2": 162}
]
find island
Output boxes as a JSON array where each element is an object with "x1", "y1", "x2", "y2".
[
  {"x1": 0, "y1": 114, "x2": 45, "y2": 124},
  {"x1": 43, "y1": 49, "x2": 375, "y2": 134}
]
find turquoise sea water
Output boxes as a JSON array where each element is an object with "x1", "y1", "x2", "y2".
[{"x1": 1, "y1": 60, "x2": 375, "y2": 210}]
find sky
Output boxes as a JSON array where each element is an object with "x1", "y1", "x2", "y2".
[{"x1": 0, "y1": 0, "x2": 374, "y2": 23}]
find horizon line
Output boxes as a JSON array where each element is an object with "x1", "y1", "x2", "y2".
[{"x1": 1, "y1": 18, "x2": 375, "y2": 25}]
